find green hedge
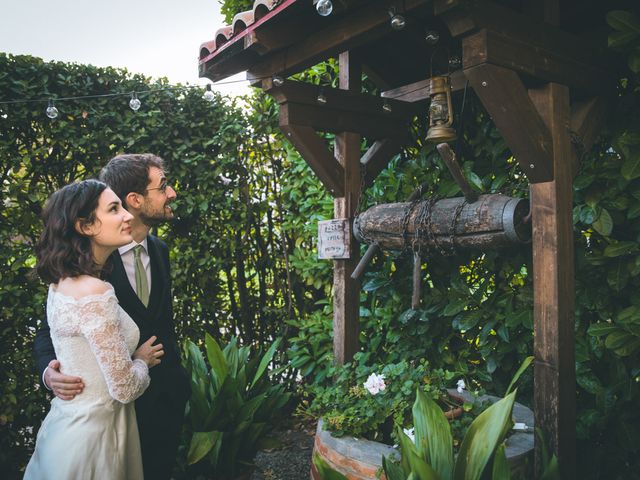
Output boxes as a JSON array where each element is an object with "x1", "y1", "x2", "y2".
[{"x1": 0, "y1": 53, "x2": 320, "y2": 477}]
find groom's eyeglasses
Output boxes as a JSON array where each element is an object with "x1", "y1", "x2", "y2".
[{"x1": 145, "y1": 180, "x2": 171, "y2": 194}]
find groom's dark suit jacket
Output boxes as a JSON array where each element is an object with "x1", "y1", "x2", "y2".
[{"x1": 34, "y1": 235, "x2": 190, "y2": 479}]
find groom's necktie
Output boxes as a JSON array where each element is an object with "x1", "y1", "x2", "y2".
[{"x1": 133, "y1": 245, "x2": 149, "y2": 307}]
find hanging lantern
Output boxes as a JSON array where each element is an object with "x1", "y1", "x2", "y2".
[{"x1": 426, "y1": 75, "x2": 456, "y2": 143}]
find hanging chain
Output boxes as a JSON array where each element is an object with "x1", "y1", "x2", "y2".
[
  {"x1": 354, "y1": 162, "x2": 376, "y2": 246},
  {"x1": 447, "y1": 199, "x2": 466, "y2": 256}
]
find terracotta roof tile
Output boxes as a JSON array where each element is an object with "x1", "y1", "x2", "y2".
[{"x1": 199, "y1": 0, "x2": 287, "y2": 63}]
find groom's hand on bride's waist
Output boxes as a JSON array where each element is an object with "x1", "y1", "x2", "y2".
[{"x1": 44, "y1": 359, "x2": 84, "y2": 400}]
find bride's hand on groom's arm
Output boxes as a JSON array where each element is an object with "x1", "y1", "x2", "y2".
[
  {"x1": 133, "y1": 336, "x2": 164, "y2": 368},
  {"x1": 44, "y1": 359, "x2": 84, "y2": 400}
]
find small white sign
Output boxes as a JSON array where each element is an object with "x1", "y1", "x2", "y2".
[{"x1": 318, "y1": 219, "x2": 350, "y2": 260}]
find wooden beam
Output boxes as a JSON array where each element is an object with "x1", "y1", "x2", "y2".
[
  {"x1": 569, "y1": 97, "x2": 609, "y2": 176},
  {"x1": 521, "y1": 0, "x2": 559, "y2": 24},
  {"x1": 279, "y1": 102, "x2": 407, "y2": 139},
  {"x1": 264, "y1": 78, "x2": 419, "y2": 120},
  {"x1": 462, "y1": 28, "x2": 611, "y2": 95},
  {"x1": 530, "y1": 83, "x2": 576, "y2": 479},
  {"x1": 464, "y1": 63, "x2": 554, "y2": 182},
  {"x1": 434, "y1": 0, "x2": 613, "y2": 95},
  {"x1": 361, "y1": 137, "x2": 405, "y2": 187},
  {"x1": 333, "y1": 51, "x2": 362, "y2": 365},
  {"x1": 381, "y1": 69, "x2": 468, "y2": 103},
  {"x1": 247, "y1": 0, "x2": 431, "y2": 82},
  {"x1": 279, "y1": 124, "x2": 345, "y2": 197}
]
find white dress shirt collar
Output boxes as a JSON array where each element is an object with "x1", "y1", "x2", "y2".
[{"x1": 118, "y1": 237, "x2": 149, "y2": 256}]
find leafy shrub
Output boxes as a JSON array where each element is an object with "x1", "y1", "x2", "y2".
[
  {"x1": 179, "y1": 334, "x2": 290, "y2": 478},
  {"x1": 0, "y1": 53, "x2": 312, "y2": 476},
  {"x1": 308, "y1": 353, "x2": 457, "y2": 443}
]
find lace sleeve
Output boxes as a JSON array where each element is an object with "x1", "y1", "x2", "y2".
[{"x1": 78, "y1": 295, "x2": 150, "y2": 403}]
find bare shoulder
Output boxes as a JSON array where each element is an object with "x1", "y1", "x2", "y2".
[{"x1": 55, "y1": 276, "x2": 111, "y2": 299}]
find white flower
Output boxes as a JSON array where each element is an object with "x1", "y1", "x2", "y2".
[
  {"x1": 403, "y1": 427, "x2": 415, "y2": 444},
  {"x1": 456, "y1": 379, "x2": 466, "y2": 393},
  {"x1": 220, "y1": 175, "x2": 232, "y2": 185},
  {"x1": 363, "y1": 373, "x2": 386, "y2": 395}
]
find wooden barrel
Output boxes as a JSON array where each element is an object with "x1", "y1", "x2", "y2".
[{"x1": 353, "y1": 194, "x2": 530, "y2": 252}]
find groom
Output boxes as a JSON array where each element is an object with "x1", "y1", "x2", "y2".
[{"x1": 34, "y1": 153, "x2": 191, "y2": 480}]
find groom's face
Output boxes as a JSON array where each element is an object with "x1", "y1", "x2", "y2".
[{"x1": 138, "y1": 166, "x2": 177, "y2": 227}]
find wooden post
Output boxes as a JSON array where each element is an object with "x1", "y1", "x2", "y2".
[
  {"x1": 530, "y1": 83, "x2": 576, "y2": 478},
  {"x1": 333, "y1": 51, "x2": 361, "y2": 365}
]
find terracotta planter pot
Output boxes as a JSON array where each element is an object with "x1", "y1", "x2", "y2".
[{"x1": 310, "y1": 389, "x2": 534, "y2": 480}]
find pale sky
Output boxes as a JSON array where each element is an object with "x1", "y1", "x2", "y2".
[{"x1": 0, "y1": 0, "x2": 251, "y2": 96}]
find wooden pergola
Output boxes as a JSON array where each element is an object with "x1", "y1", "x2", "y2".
[{"x1": 199, "y1": 0, "x2": 612, "y2": 476}]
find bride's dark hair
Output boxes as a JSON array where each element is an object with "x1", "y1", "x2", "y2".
[{"x1": 36, "y1": 179, "x2": 108, "y2": 284}]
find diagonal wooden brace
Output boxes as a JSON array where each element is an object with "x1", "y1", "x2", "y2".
[
  {"x1": 280, "y1": 124, "x2": 345, "y2": 197},
  {"x1": 464, "y1": 63, "x2": 554, "y2": 183}
]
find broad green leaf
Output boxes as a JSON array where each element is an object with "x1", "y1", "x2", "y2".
[
  {"x1": 605, "y1": 330, "x2": 635, "y2": 350},
  {"x1": 592, "y1": 208, "x2": 613, "y2": 236},
  {"x1": 453, "y1": 391, "x2": 516, "y2": 480},
  {"x1": 607, "y1": 11, "x2": 640, "y2": 36},
  {"x1": 235, "y1": 394, "x2": 267, "y2": 430},
  {"x1": 490, "y1": 444, "x2": 510, "y2": 480},
  {"x1": 587, "y1": 323, "x2": 618, "y2": 337},
  {"x1": 396, "y1": 426, "x2": 442, "y2": 480},
  {"x1": 444, "y1": 299, "x2": 467, "y2": 316},
  {"x1": 312, "y1": 453, "x2": 349, "y2": 480},
  {"x1": 603, "y1": 241, "x2": 638, "y2": 257},
  {"x1": 621, "y1": 155, "x2": 640, "y2": 180},
  {"x1": 362, "y1": 277, "x2": 390, "y2": 292},
  {"x1": 187, "y1": 430, "x2": 221, "y2": 465},
  {"x1": 205, "y1": 333, "x2": 228, "y2": 390},
  {"x1": 627, "y1": 202, "x2": 640, "y2": 219},
  {"x1": 629, "y1": 48, "x2": 640, "y2": 73},
  {"x1": 250, "y1": 338, "x2": 281, "y2": 389},
  {"x1": 466, "y1": 172, "x2": 484, "y2": 192},
  {"x1": 413, "y1": 389, "x2": 454, "y2": 480},
  {"x1": 383, "y1": 455, "x2": 408, "y2": 480},
  {"x1": 607, "y1": 260, "x2": 629, "y2": 291},
  {"x1": 185, "y1": 339, "x2": 207, "y2": 380},
  {"x1": 505, "y1": 356, "x2": 533, "y2": 396},
  {"x1": 617, "y1": 306, "x2": 640, "y2": 324}
]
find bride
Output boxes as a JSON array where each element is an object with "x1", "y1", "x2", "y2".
[{"x1": 24, "y1": 179, "x2": 164, "y2": 479}]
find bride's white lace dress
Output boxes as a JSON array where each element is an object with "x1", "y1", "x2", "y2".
[{"x1": 24, "y1": 284, "x2": 149, "y2": 479}]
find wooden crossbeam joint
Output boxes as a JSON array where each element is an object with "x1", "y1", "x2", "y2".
[
  {"x1": 266, "y1": 79, "x2": 416, "y2": 140},
  {"x1": 435, "y1": 0, "x2": 614, "y2": 96}
]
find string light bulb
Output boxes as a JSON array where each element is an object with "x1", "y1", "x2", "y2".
[
  {"x1": 425, "y1": 30, "x2": 440, "y2": 45},
  {"x1": 129, "y1": 92, "x2": 141, "y2": 111},
  {"x1": 202, "y1": 84, "x2": 215, "y2": 102},
  {"x1": 45, "y1": 99, "x2": 58, "y2": 119},
  {"x1": 315, "y1": 0, "x2": 333, "y2": 16},
  {"x1": 316, "y1": 88, "x2": 327, "y2": 105},
  {"x1": 388, "y1": 8, "x2": 406, "y2": 30}
]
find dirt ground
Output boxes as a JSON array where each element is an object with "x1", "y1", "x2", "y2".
[{"x1": 250, "y1": 423, "x2": 315, "y2": 480}]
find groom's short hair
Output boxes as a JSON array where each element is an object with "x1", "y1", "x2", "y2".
[{"x1": 99, "y1": 153, "x2": 165, "y2": 209}]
